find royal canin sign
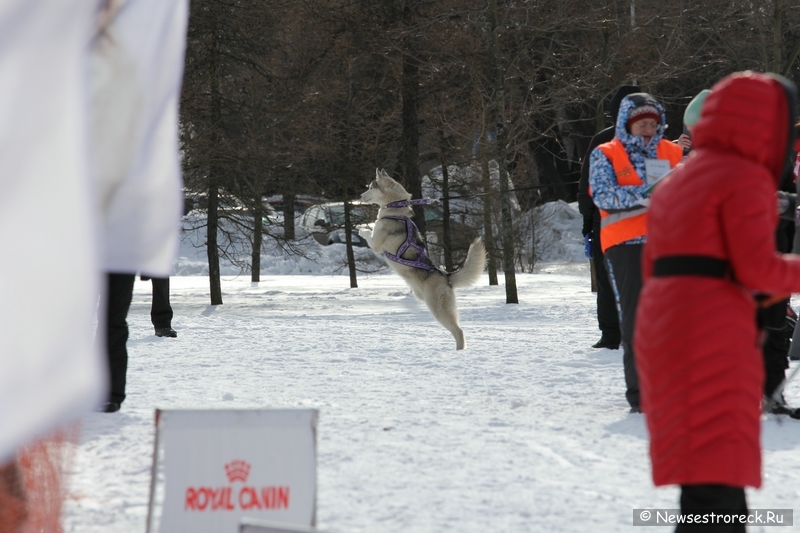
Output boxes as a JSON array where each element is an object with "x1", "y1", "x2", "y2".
[
  {"x1": 184, "y1": 460, "x2": 290, "y2": 512},
  {"x1": 150, "y1": 409, "x2": 317, "y2": 533}
]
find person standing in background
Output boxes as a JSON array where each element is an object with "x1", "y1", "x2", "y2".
[
  {"x1": 578, "y1": 85, "x2": 640, "y2": 350},
  {"x1": 760, "y1": 120, "x2": 800, "y2": 417},
  {"x1": 94, "y1": 0, "x2": 188, "y2": 413},
  {"x1": 675, "y1": 89, "x2": 711, "y2": 155},
  {"x1": 589, "y1": 93, "x2": 683, "y2": 413}
]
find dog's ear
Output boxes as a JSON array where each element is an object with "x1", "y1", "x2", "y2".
[{"x1": 375, "y1": 168, "x2": 389, "y2": 185}]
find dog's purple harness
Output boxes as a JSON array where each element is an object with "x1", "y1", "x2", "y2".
[{"x1": 381, "y1": 215, "x2": 437, "y2": 271}]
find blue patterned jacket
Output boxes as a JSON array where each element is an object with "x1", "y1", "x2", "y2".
[{"x1": 588, "y1": 96, "x2": 668, "y2": 246}]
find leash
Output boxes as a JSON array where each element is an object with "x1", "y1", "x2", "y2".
[
  {"x1": 385, "y1": 199, "x2": 437, "y2": 208},
  {"x1": 384, "y1": 180, "x2": 580, "y2": 208}
]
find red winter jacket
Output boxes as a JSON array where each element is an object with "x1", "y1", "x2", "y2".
[{"x1": 635, "y1": 72, "x2": 800, "y2": 488}]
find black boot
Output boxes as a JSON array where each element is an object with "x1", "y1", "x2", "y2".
[
  {"x1": 155, "y1": 327, "x2": 178, "y2": 338},
  {"x1": 98, "y1": 401, "x2": 121, "y2": 413},
  {"x1": 764, "y1": 395, "x2": 800, "y2": 419},
  {"x1": 592, "y1": 332, "x2": 620, "y2": 350}
]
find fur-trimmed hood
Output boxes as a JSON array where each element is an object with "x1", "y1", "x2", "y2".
[
  {"x1": 614, "y1": 93, "x2": 668, "y2": 150},
  {"x1": 694, "y1": 71, "x2": 798, "y2": 188}
]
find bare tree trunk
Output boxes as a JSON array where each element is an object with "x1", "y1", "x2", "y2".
[
  {"x1": 595, "y1": 99, "x2": 605, "y2": 134},
  {"x1": 438, "y1": 130, "x2": 453, "y2": 271},
  {"x1": 206, "y1": 184, "x2": 223, "y2": 304},
  {"x1": 490, "y1": 0, "x2": 518, "y2": 303},
  {"x1": 530, "y1": 210, "x2": 536, "y2": 272},
  {"x1": 251, "y1": 192, "x2": 262, "y2": 283},
  {"x1": 207, "y1": 25, "x2": 223, "y2": 305},
  {"x1": 480, "y1": 146, "x2": 498, "y2": 286},
  {"x1": 772, "y1": 0, "x2": 782, "y2": 73},
  {"x1": 283, "y1": 192, "x2": 295, "y2": 240},
  {"x1": 342, "y1": 58, "x2": 358, "y2": 289},
  {"x1": 783, "y1": 39, "x2": 800, "y2": 76},
  {"x1": 402, "y1": 0, "x2": 425, "y2": 236},
  {"x1": 343, "y1": 199, "x2": 358, "y2": 288}
]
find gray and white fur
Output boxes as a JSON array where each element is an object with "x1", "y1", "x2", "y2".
[{"x1": 361, "y1": 169, "x2": 486, "y2": 350}]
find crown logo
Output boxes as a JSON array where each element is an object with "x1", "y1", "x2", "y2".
[{"x1": 224, "y1": 460, "x2": 251, "y2": 483}]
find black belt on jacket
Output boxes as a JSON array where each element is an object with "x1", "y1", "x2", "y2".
[{"x1": 652, "y1": 255, "x2": 731, "y2": 279}]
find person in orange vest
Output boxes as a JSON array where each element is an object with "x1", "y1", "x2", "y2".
[{"x1": 588, "y1": 93, "x2": 683, "y2": 413}]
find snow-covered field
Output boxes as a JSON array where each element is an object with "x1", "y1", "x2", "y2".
[{"x1": 63, "y1": 203, "x2": 800, "y2": 532}]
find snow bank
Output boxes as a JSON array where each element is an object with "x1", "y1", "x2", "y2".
[
  {"x1": 175, "y1": 199, "x2": 586, "y2": 277},
  {"x1": 531, "y1": 200, "x2": 586, "y2": 264},
  {"x1": 175, "y1": 213, "x2": 386, "y2": 276}
]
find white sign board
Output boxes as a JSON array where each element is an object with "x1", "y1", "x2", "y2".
[{"x1": 146, "y1": 409, "x2": 318, "y2": 533}]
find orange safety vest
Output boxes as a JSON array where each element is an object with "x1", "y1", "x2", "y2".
[{"x1": 595, "y1": 138, "x2": 683, "y2": 252}]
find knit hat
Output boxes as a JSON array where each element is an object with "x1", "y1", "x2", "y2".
[
  {"x1": 626, "y1": 103, "x2": 660, "y2": 131},
  {"x1": 608, "y1": 85, "x2": 641, "y2": 123},
  {"x1": 683, "y1": 89, "x2": 711, "y2": 128}
]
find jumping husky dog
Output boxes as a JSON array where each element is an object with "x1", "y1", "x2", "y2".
[{"x1": 361, "y1": 169, "x2": 486, "y2": 350}]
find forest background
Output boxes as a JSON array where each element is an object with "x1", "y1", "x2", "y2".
[{"x1": 179, "y1": 0, "x2": 800, "y2": 303}]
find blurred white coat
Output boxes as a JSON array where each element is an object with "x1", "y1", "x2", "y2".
[{"x1": 0, "y1": 0, "x2": 187, "y2": 461}]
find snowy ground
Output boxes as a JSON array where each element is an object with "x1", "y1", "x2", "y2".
[
  {"x1": 63, "y1": 269, "x2": 800, "y2": 532},
  {"x1": 62, "y1": 203, "x2": 800, "y2": 532}
]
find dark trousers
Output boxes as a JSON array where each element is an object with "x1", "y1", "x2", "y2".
[
  {"x1": 677, "y1": 484, "x2": 747, "y2": 532},
  {"x1": 604, "y1": 244, "x2": 643, "y2": 409},
  {"x1": 149, "y1": 277, "x2": 173, "y2": 329},
  {"x1": 105, "y1": 273, "x2": 136, "y2": 405},
  {"x1": 763, "y1": 326, "x2": 791, "y2": 399},
  {"x1": 592, "y1": 232, "x2": 621, "y2": 340},
  {"x1": 759, "y1": 299, "x2": 791, "y2": 398}
]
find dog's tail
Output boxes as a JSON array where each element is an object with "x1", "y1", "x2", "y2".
[{"x1": 449, "y1": 238, "x2": 486, "y2": 289}]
